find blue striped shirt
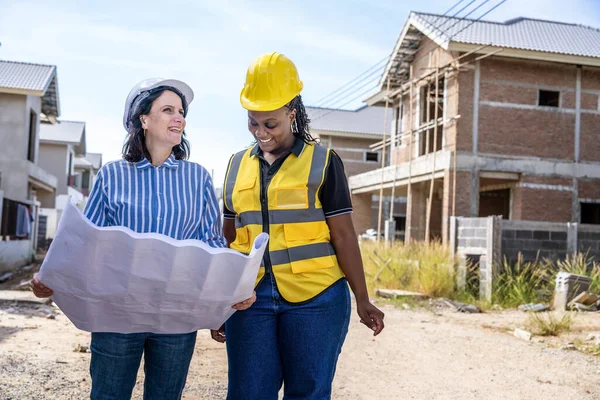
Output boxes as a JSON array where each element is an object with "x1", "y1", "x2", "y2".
[{"x1": 83, "y1": 154, "x2": 226, "y2": 248}]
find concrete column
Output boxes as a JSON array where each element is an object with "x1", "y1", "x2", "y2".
[
  {"x1": 572, "y1": 66, "x2": 582, "y2": 223},
  {"x1": 470, "y1": 60, "x2": 481, "y2": 218},
  {"x1": 406, "y1": 182, "x2": 426, "y2": 242},
  {"x1": 481, "y1": 215, "x2": 502, "y2": 302},
  {"x1": 0, "y1": 190, "x2": 4, "y2": 236},
  {"x1": 442, "y1": 170, "x2": 452, "y2": 244},
  {"x1": 567, "y1": 222, "x2": 578, "y2": 255}
]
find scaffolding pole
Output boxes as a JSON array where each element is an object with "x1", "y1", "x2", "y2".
[
  {"x1": 425, "y1": 58, "x2": 441, "y2": 243},
  {"x1": 405, "y1": 65, "x2": 415, "y2": 243},
  {"x1": 376, "y1": 76, "x2": 391, "y2": 241}
]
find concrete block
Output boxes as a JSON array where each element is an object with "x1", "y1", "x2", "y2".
[
  {"x1": 474, "y1": 219, "x2": 488, "y2": 228},
  {"x1": 469, "y1": 238, "x2": 486, "y2": 248},
  {"x1": 474, "y1": 228, "x2": 488, "y2": 238},
  {"x1": 542, "y1": 240, "x2": 562, "y2": 250},
  {"x1": 520, "y1": 250, "x2": 539, "y2": 261},
  {"x1": 460, "y1": 228, "x2": 475, "y2": 237},
  {"x1": 458, "y1": 238, "x2": 468, "y2": 248},
  {"x1": 551, "y1": 231, "x2": 568, "y2": 241},
  {"x1": 516, "y1": 230, "x2": 533, "y2": 240},
  {"x1": 533, "y1": 231, "x2": 550, "y2": 240},
  {"x1": 579, "y1": 231, "x2": 600, "y2": 241},
  {"x1": 502, "y1": 229, "x2": 515, "y2": 239}
]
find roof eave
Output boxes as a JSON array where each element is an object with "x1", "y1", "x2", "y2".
[
  {"x1": 0, "y1": 87, "x2": 45, "y2": 96},
  {"x1": 364, "y1": 90, "x2": 391, "y2": 107},
  {"x1": 380, "y1": 12, "x2": 452, "y2": 91},
  {"x1": 448, "y1": 42, "x2": 600, "y2": 67},
  {"x1": 39, "y1": 138, "x2": 81, "y2": 146},
  {"x1": 312, "y1": 128, "x2": 384, "y2": 140}
]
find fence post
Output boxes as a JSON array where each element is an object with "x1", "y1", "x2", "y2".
[
  {"x1": 567, "y1": 222, "x2": 578, "y2": 256},
  {"x1": 482, "y1": 216, "x2": 502, "y2": 302}
]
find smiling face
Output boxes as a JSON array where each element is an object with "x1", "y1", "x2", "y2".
[
  {"x1": 247, "y1": 106, "x2": 296, "y2": 156},
  {"x1": 140, "y1": 90, "x2": 186, "y2": 149}
]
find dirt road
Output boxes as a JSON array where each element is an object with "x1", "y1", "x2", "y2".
[{"x1": 1, "y1": 300, "x2": 599, "y2": 400}]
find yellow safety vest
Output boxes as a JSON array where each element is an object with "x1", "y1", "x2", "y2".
[{"x1": 224, "y1": 143, "x2": 345, "y2": 303}]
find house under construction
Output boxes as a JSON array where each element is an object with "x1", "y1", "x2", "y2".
[{"x1": 349, "y1": 11, "x2": 600, "y2": 244}]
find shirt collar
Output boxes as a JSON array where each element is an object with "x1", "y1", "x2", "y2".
[
  {"x1": 136, "y1": 153, "x2": 179, "y2": 170},
  {"x1": 249, "y1": 137, "x2": 306, "y2": 159}
]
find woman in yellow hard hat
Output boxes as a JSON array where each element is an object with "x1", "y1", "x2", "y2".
[{"x1": 212, "y1": 52, "x2": 385, "y2": 399}]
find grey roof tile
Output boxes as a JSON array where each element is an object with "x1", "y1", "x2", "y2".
[
  {"x1": 0, "y1": 60, "x2": 56, "y2": 92},
  {"x1": 413, "y1": 12, "x2": 600, "y2": 58},
  {"x1": 40, "y1": 120, "x2": 85, "y2": 149}
]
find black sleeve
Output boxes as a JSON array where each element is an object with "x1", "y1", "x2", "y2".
[
  {"x1": 223, "y1": 198, "x2": 236, "y2": 219},
  {"x1": 319, "y1": 150, "x2": 353, "y2": 218}
]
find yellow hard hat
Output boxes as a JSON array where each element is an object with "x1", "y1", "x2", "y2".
[{"x1": 240, "y1": 52, "x2": 304, "y2": 111}]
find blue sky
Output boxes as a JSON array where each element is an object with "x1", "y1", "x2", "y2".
[{"x1": 1, "y1": 0, "x2": 598, "y2": 185}]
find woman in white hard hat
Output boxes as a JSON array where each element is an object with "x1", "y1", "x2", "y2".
[
  {"x1": 215, "y1": 52, "x2": 385, "y2": 399},
  {"x1": 31, "y1": 78, "x2": 256, "y2": 400}
]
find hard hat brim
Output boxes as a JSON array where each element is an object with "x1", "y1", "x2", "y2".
[
  {"x1": 123, "y1": 78, "x2": 194, "y2": 130},
  {"x1": 240, "y1": 84, "x2": 303, "y2": 112}
]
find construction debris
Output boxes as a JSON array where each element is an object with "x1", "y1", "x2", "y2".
[
  {"x1": 514, "y1": 328, "x2": 532, "y2": 341},
  {"x1": 519, "y1": 303, "x2": 550, "y2": 312},
  {"x1": 567, "y1": 291, "x2": 600, "y2": 312},
  {"x1": 433, "y1": 298, "x2": 482, "y2": 313},
  {"x1": 553, "y1": 272, "x2": 592, "y2": 311},
  {"x1": 0, "y1": 272, "x2": 14, "y2": 283},
  {"x1": 375, "y1": 289, "x2": 428, "y2": 301}
]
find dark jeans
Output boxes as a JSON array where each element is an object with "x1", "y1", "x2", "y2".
[
  {"x1": 90, "y1": 331, "x2": 197, "y2": 400},
  {"x1": 225, "y1": 274, "x2": 351, "y2": 400}
]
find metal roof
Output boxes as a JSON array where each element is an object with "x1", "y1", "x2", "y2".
[
  {"x1": 306, "y1": 106, "x2": 391, "y2": 136},
  {"x1": 40, "y1": 120, "x2": 86, "y2": 154},
  {"x1": 380, "y1": 11, "x2": 600, "y2": 90},
  {"x1": 0, "y1": 60, "x2": 60, "y2": 117},
  {"x1": 83, "y1": 153, "x2": 103, "y2": 170},
  {"x1": 413, "y1": 12, "x2": 600, "y2": 58}
]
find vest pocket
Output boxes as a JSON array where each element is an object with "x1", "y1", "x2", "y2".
[
  {"x1": 283, "y1": 223, "x2": 334, "y2": 274},
  {"x1": 275, "y1": 187, "x2": 308, "y2": 209},
  {"x1": 231, "y1": 226, "x2": 251, "y2": 254},
  {"x1": 234, "y1": 177, "x2": 257, "y2": 211}
]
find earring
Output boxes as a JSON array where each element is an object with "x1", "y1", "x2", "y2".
[{"x1": 143, "y1": 129, "x2": 147, "y2": 137}]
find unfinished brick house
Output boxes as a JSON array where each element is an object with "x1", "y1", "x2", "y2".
[
  {"x1": 349, "y1": 12, "x2": 600, "y2": 244},
  {"x1": 306, "y1": 106, "x2": 406, "y2": 234}
]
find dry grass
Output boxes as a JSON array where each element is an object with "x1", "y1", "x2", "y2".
[
  {"x1": 360, "y1": 240, "x2": 600, "y2": 311},
  {"x1": 360, "y1": 240, "x2": 457, "y2": 299},
  {"x1": 526, "y1": 312, "x2": 575, "y2": 336}
]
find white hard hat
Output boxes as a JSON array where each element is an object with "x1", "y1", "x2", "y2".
[{"x1": 122, "y1": 78, "x2": 194, "y2": 130}]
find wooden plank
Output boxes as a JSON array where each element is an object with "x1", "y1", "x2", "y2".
[
  {"x1": 0, "y1": 290, "x2": 52, "y2": 305},
  {"x1": 375, "y1": 289, "x2": 428, "y2": 300}
]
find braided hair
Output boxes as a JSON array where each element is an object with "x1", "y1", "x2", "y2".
[{"x1": 286, "y1": 95, "x2": 317, "y2": 144}]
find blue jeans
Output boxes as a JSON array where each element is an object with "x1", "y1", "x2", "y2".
[
  {"x1": 225, "y1": 274, "x2": 351, "y2": 400},
  {"x1": 90, "y1": 331, "x2": 197, "y2": 400}
]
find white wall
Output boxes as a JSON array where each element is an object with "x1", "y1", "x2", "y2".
[
  {"x1": 0, "y1": 240, "x2": 33, "y2": 273},
  {"x1": 38, "y1": 143, "x2": 69, "y2": 195},
  {"x1": 38, "y1": 208, "x2": 58, "y2": 239}
]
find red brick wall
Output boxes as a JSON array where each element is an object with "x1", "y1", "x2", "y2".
[
  {"x1": 480, "y1": 57, "x2": 576, "y2": 87},
  {"x1": 580, "y1": 113, "x2": 600, "y2": 162},
  {"x1": 513, "y1": 176, "x2": 573, "y2": 222},
  {"x1": 457, "y1": 70, "x2": 475, "y2": 152},
  {"x1": 579, "y1": 179, "x2": 600, "y2": 200},
  {"x1": 477, "y1": 106, "x2": 575, "y2": 159}
]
